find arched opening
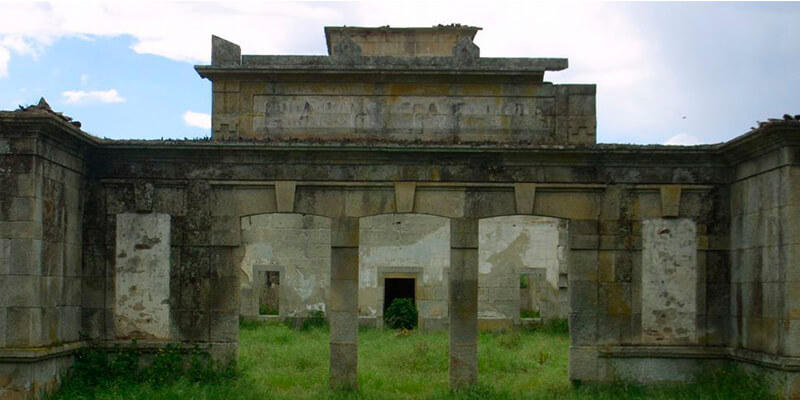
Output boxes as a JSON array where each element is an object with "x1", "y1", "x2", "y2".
[
  {"x1": 477, "y1": 215, "x2": 569, "y2": 330},
  {"x1": 358, "y1": 213, "x2": 451, "y2": 332}
]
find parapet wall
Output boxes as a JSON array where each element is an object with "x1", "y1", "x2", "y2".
[{"x1": 196, "y1": 27, "x2": 596, "y2": 145}]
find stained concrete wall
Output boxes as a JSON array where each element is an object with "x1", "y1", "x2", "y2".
[
  {"x1": 641, "y1": 218, "x2": 698, "y2": 344},
  {"x1": 478, "y1": 215, "x2": 568, "y2": 329},
  {"x1": 239, "y1": 213, "x2": 331, "y2": 318},
  {"x1": 115, "y1": 213, "x2": 171, "y2": 339},
  {"x1": 359, "y1": 213, "x2": 450, "y2": 331}
]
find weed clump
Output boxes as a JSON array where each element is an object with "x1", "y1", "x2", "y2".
[
  {"x1": 63, "y1": 342, "x2": 237, "y2": 393},
  {"x1": 301, "y1": 310, "x2": 327, "y2": 330},
  {"x1": 385, "y1": 298, "x2": 418, "y2": 330}
]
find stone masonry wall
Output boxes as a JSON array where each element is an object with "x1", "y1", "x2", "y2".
[
  {"x1": 81, "y1": 179, "x2": 240, "y2": 361},
  {"x1": 728, "y1": 141, "x2": 800, "y2": 397},
  {"x1": 0, "y1": 119, "x2": 87, "y2": 399},
  {"x1": 213, "y1": 79, "x2": 596, "y2": 145}
]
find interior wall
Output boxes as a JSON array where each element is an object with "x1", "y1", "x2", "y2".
[
  {"x1": 239, "y1": 213, "x2": 331, "y2": 318},
  {"x1": 478, "y1": 215, "x2": 568, "y2": 329},
  {"x1": 358, "y1": 213, "x2": 450, "y2": 331}
]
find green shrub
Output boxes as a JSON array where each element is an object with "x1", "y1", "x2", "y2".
[
  {"x1": 385, "y1": 298, "x2": 418, "y2": 330},
  {"x1": 301, "y1": 310, "x2": 327, "y2": 330},
  {"x1": 520, "y1": 309, "x2": 540, "y2": 319},
  {"x1": 259, "y1": 304, "x2": 278, "y2": 315}
]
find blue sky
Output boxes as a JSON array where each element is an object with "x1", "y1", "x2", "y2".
[{"x1": 0, "y1": 1, "x2": 798, "y2": 144}]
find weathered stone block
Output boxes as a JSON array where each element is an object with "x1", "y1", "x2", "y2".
[
  {"x1": 0, "y1": 307, "x2": 6, "y2": 347},
  {"x1": 209, "y1": 312, "x2": 238, "y2": 341},
  {"x1": 209, "y1": 187, "x2": 236, "y2": 217},
  {"x1": 329, "y1": 342, "x2": 358, "y2": 389},
  {"x1": 660, "y1": 186, "x2": 682, "y2": 217},
  {"x1": 330, "y1": 279, "x2": 358, "y2": 312},
  {"x1": 207, "y1": 278, "x2": 239, "y2": 312},
  {"x1": 569, "y1": 313, "x2": 596, "y2": 345},
  {"x1": 105, "y1": 185, "x2": 134, "y2": 215},
  {"x1": 58, "y1": 306, "x2": 81, "y2": 342},
  {"x1": 7, "y1": 238, "x2": 42, "y2": 275},
  {"x1": 153, "y1": 186, "x2": 186, "y2": 215},
  {"x1": 1, "y1": 196, "x2": 41, "y2": 222},
  {"x1": 6, "y1": 307, "x2": 43, "y2": 346},
  {"x1": 0, "y1": 221, "x2": 43, "y2": 239},
  {"x1": 599, "y1": 282, "x2": 632, "y2": 315},
  {"x1": 394, "y1": 182, "x2": 416, "y2": 213},
  {"x1": 2, "y1": 275, "x2": 41, "y2": 307},
  {"x1": 177, "y1": 310, "x2": 210, "y2": 341},
  {"x1": 464, "y1": 189, "x2": 515, "y2": 219},
  {"x1": 40, "y1": 276, "x2": 62, "y2": 308},
  {"x1": 134, "y1": 181, "x2": 154, "y2": 212},
  {"x1": 329, "y1": 311, "x2": 358, "y2": 343},
  {"x1": 414, "y1": 188, "x2": 465, "y2": 218},
  {"x1": 570, "y1": 250, "x2": 598, "y2": 282},
  {"x1": 235, "y1": 187, "x2": 277, "y2": 216},
  {"x1": 569, "y1": 281, "x2": 598, "y2": 314},
  {"x1": 275, "y1": 181, "x2": 297, "y2": 213},
  {"x1": 450, "y1": 342, "x2": 478, "y2": 389},
  {"x1": 344, "y1": 188, "x2": 395, "y2": 218},
  {"x1": 81, "y1": 307, "x2": 105, "y2": 340},
  {"x1": 568, "y1": 346, "x2": 598, "y2": 382}
]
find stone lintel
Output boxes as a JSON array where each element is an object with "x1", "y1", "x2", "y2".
[
  {"x1": 514, "y1": 183, "x2": 536, "y2": 214},
  {"x1": 659, "y1": 186, "x2": 682, "y2": 217},
  {"x1": 394, "y1": 182, "x2": 416, "y2": 213},
  {"x1": 275, "y1": 181, "x2": 297, "y2": 213}
]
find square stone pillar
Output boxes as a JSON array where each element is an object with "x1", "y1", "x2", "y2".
[
  {"x1": 330, "y1": 217, "x2": 359, "y2": 389},
  {"x1": 449, "y1": 218, "x2": 478, "y2": 389}
]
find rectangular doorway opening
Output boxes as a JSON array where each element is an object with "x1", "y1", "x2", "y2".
[
  {"x1": 258, "y1": 270, "x2": 280, "y2": 316},
  {"x1": 384, "y1": 278, "x2": 415, "y2": 313},
  {"x1": 520, "y1": 273, "x2": 540, "y2": 319}
]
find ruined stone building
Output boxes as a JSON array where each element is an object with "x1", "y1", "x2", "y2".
[{"x1": 1, "y1": 25, "x2": 800, "y2": 399}]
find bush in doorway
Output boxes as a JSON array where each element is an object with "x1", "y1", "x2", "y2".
[{"x1": 385, "y1": 298, "x2": 418, "y2": 330}]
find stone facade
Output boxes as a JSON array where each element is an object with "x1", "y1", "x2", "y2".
[{"x1": 1, "y1": 25, "x2": 800, "y2": 399}]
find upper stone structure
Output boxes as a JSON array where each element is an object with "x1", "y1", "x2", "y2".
[
  {"x1": 196, "y1": 25, "x2": 596, "y2": 145},
  {"x1": 325, "y1": 24, "x2": 481, "y2": 57}
]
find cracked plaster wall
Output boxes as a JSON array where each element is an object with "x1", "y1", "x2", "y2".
[
  {"x1": 478, "y1": 215, "x2": 568, "y2": 324},
  {"x1": 239, "y1": 213, "x2": 331, "y2": 317},
  {"x1": 358, "y1": 213, "x2": 450, "y2": 329}
]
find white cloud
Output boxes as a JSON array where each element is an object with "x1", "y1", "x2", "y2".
[
  {"x1": 61, "y1": 89, "x2": 125, "y2": 104},
  {"x1": 182, "y1": 110, "x2": 211, "y2": 130},
  {"x1": 664, "y1": 133, "x2": 702, "y2": 146},
  {"x1": 0, "y1": 46, "x2": 9, "y2": 78}
]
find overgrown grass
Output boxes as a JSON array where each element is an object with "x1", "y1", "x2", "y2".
[{"x1": 48, "y1": 321, "x2": 780, "y2": 400}]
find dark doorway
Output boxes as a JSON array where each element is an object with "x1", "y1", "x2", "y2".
[
  {"x1": 384, "y1": 278, "x2": 415, "y2": 313},
  {"x1": 258, "y1": 270, "x2": 280, "y2": 315}
]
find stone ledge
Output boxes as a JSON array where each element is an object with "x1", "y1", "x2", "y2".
[
  {"x1": 0, "y1": 341, "x2": 86, "y2": 362},
  {"x1": 596, "y1": 345, "x2": 800, "y2": 371}
]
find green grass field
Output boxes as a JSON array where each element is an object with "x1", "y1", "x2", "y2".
[{"x1": 49, "y1": 321, "x2": 779, "y2": 400}]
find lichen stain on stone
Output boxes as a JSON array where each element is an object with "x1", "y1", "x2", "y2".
[{"x1": 483, "y1": 230, "x2": 529, "y2": 277}]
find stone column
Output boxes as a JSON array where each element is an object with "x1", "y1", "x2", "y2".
[
  {"x1": 329, "y1": 217, "x2": 359, "y2": 389},
  {"x1": 449, "y1": 218, "x2": 479, "y2": 389}
]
